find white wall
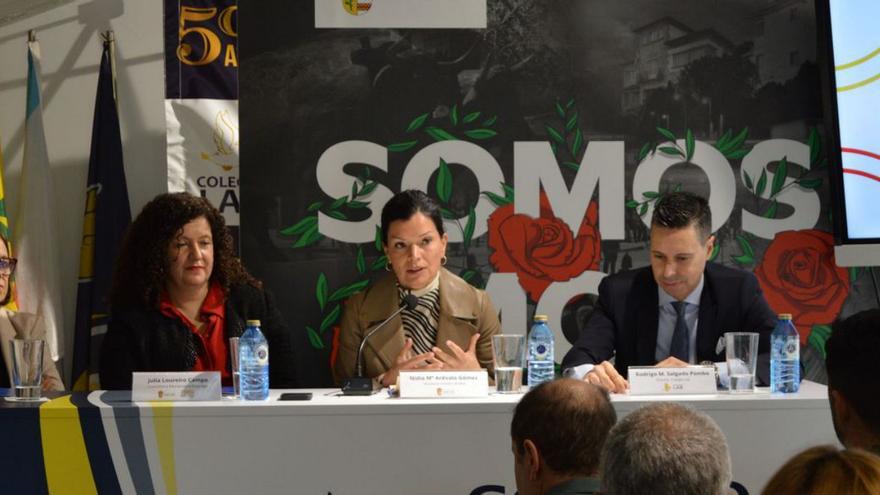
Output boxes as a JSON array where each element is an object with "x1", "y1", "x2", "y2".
[{"x1": 0, "y1": 0, "x2": 167, "y2": 380}]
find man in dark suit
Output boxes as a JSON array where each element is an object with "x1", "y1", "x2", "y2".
[{"x1": 561, "y1": 192, "x2": 777, "y2": 393}]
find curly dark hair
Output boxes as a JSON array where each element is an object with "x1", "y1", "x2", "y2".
[{"x1": 110, "y1": 192, "x2": 258, "y2": 309}]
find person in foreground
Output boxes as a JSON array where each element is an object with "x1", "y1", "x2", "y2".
[
  {"x1": 562, "y1": 191, "x2": 777, "y2": 392},
  {"x1": 825, "y1": 309, "x2": 880, "y2": 455},
  {"x1": 511, "y1": 379, "x2": 616, "y2": 495},
  {"x1": 0, "y1": 233, "x2": 63, "y2": 391},
  {"x1": 99, "y1": 193, "x2": 296, "y2": 390},
  {"x1": 761, "y1": 445, "x2": 880, "y2": 495},
  {"x1": 333, "y1": 189, "x2": 500, "y2": 387},
  {"x1": 601, "y1": 402, "x2": 732, "y2": 495}
]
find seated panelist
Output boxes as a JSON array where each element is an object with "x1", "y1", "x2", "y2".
[
  {"x1": 333, "y1": 190, "x2": 501, "y2": 387},
  {"x1": 99, "y1": 193, "x2": 297, "y2": 390},
  {"x1": 0, "y1": 233, "x2": 63, "y2": 391}
]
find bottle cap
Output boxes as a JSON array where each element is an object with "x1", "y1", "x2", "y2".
[
  {"x1": 246, "y1": 319, "x2": 262, "y2": 326},
  {"x1": 778, "y1": 314, "x2": 792, "y2": 320},
  {"x1": 533, "y1": 314, "x2": 548, "y2": 322}
]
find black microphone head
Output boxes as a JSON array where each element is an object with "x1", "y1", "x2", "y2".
[{"x1": 403, "y1": 294, "x2": 419, "y2": 310}]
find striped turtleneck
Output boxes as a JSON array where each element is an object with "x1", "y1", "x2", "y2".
[{"x1": 399, "y1": 272, "x2": 441, "y2": 355}]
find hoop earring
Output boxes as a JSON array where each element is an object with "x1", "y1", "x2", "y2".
[
  {"x1": 385, "y1": 262, "x2": 392, "y2": 272},
  {"x1": 441, "y1": 255, "x2": 448, "y2": 266}
]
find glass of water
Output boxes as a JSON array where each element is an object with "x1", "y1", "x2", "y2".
[
  {"x1": 229, "y1": 337, "x2": 241, "y2": 398},
  {"x1": 11, "y1": 339, "x2": 44, "y2": 400},
  {"x1": 725, "y1": 332, "x2": 759, "y2": 393},
  {"x1": 492, "y1": 335, "x2": 525, "y2": 393}
]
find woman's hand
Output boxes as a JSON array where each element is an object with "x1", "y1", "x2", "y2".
[
  {"x1": 431, "y1": 333, "x2": 481, "y2": 371},
  {"x1": 380, "y1": 338, "x2": 443, "y2": 387}
]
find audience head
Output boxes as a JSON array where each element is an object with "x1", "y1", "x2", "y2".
[
  {"x1": 0, "y1": 233, "x2": 16, "y2": 306},
  {"x1": 111, "y1": 192, "x2": 256, "y2": 308},
  {"x1": 601, "y1": 402, "x2": 731, "y2": 495},
  {"x1": 826, "y1": 309, "x2": 880, "y2": 450},
  {"x1": 380, "y1": 190, "x2": 448, "y2": 290},
  {"x1": 649, "y1": 192, "x2": 715, "y2": 301},
  {"x1": 761, "y1": 445, "x2": 880, "y2": 495},
  {"x1": 510, "y1": 379, "x2": 616, "y2": 495}
]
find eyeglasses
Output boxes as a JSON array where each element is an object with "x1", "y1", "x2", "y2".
[{"x1": 0, "y1": 257, "x2": 17, "y2": 276}]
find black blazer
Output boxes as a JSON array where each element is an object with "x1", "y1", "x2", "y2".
[
  {"x1": 561, "y1": 262, "x2": 777, "y2": 385},
  {"x1": 100, "y1": 283, "x2": 297, "y2": 390}
]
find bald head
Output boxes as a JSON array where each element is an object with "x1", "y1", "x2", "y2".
[{"x1": 511, "y1": 379, "x2": 616, "y2": 476}]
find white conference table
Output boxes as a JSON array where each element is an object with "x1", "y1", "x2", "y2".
[{"x1": 87, "y1": 380, "x2": 836, "y2": 494}]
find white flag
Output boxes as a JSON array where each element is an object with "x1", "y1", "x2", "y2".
[{"x1": 14, "y1": 36, "x2": 65, "y2": 361}]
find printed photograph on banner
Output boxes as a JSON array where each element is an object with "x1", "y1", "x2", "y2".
[
  {"x1": 315, "y1": 0, "x2": 487, "y2": 29},
  {"x1": 241, "y1": 0, "x2": 875, "y2": 387},
  {"x1": 166, "y1": 98, "x2": 240, "y2": 227}
]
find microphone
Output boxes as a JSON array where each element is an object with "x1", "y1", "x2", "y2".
[{"x1": 342, "y1": 294, "x2": 419, "y2": 395}]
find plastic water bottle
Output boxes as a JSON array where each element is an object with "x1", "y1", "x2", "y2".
[
  {"x1": 770, "y1": 313, "x2": 800, "y2": 394},
  {"x1": 528, "y1": 315, "x2": 555, "y2": 387},
  {"x1": 239, "y1": 319, "x2": 270, "y2": 400}
]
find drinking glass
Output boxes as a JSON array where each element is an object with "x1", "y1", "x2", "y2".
[
  {"x1": 725, "y1": 332, "x2": 759, "y2": 393},
  {"x1": 11, "y1": 339, "x2": 44, "y2": 400},
  {"x1": 492, "y1": 335, "x2": 525, "y2": 393}
]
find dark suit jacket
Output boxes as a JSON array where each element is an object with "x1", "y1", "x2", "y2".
[{"x1": 561, "y1": 262, "x2": 777, "y2": 385}]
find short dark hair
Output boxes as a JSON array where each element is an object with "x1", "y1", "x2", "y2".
[
  {"x1": 0, "y1": 232, "x2": 12, "y2": 306},
  {"x1": 827, "y1": 309, "x2": 880, "y2": 434},
  {"x1": 651, "y1": 191, "x2": 712, "y2": 241},
  {"x1": 380, "y1": 189, "x2": 445, "y2": 244},
  {"x1": 511, "y1": 379, "x2": 616, "y2": 476}
]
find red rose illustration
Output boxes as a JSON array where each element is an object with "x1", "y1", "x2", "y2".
[
  {"x1": 488, "y1": 193, "x2": 601, "y2": 301},
  {"x1": 754, "y1": 230, "x2": 850, "y2": 343}
]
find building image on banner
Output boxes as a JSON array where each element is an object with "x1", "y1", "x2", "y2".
[
  {"x1": 164, "y1": 0, "x2": 240, "y2": 243},
  {"x1": 240, "y1": 0, "x2": 879, "y2": 387}
]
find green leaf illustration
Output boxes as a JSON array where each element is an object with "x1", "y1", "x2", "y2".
[
  {"x1": 316, "y1": 273, "x2": 328, "y2": 311},
  {"x1": 797, "y1": 178, "x2": 822, "y2": 190},
  {"x1": 625, "y1": 199, "x2": 640, "y2": 209},
  {"x1": 483, "y1": 116, "x2": 498, "y2": 126},
  {"x1": 756, "y1": 169, "x2": 768, "y2": 197},
  {"x1": 482, "y1": 190, "x2": 511, "y2": 206},
  {"x1": 551, "y1": 143, "x2": 558, "y2": 155},
  {"x1": 319, "y1": 304, "x2": 342, "y2": 333},
  {"x1": 736, "y1": 234, "x2": 755, "y2": 259},
  {"x1": 351, "y1": 181, "x2": 358, "y2": 200},
  {"x1": 280, "y1": 215, "x2": 317, "y2": 236},
  {"x1": 360, "y1": 181, "x2": 378, "y2": 197},
  {"x1": 638, "y1": 142, "x2": 651, "y2": 162},
  {"x1": 762, "y1": 200, "x2": 778, "y2": 218},
  {"x1": 425, "y1": 127, "x2": 456, "y2": 141},
  {"x1": 685, "y1": 129, "x2": 695, "y2": 161},
  {"x1": 808, "y1": 127, "x2": 821, "y2": 165},
  {"x1": 328, "y1": 210, "x2": 347, "y2": 220},
  {"x1": 371, "y1": 255, "x2": 388, "y2": 271},
  {"x1": 348, "y1": 200, "x2": 368, "y2": 209},
  {"x1": 329, "y1": 195, "x2": 348, "y2": 210},
  {"x1": 642, "y1": 191, "x2": 660, "y2": 199},
  {"x1": 440, "y1": 207, "x2": 456, "y2": 219},
  {"x1": 502, "y1": 182, "x2": 515, "y2": 201},
  {"x1": 450, "y1": 104, "x2": 459, "y2": 126},
  {"x1": 374, "y1": 225, "x2": 383, "y2": 252},
  {"x1": 562, "y1": 162, "x2": 580, "y2": 171},
  {"x1": 722, "y1": 127, "x2": 749, "y2": 153},
  {"x1": 437, "y1": 158, "x2": 453, "y2": 203},
  {"x1": 849, "y1": 266, "x2": 859, "y2": 283},
  {"x1": 639, "y1": 203, "x2": 648, "y2": 216},
  {"x1": 716, "y1": 129, "x2": 733, "y2": 150},
  {"x1": 463, "y1": 129, "x2": 497, "y2": 140},
  {"x1": 545, "y1": 125, "x2": 565, "y2": 144},
  {"x1": 808, "y1": 324, "x2": 832, "y2": 359},
  {"x1": 659, "y1": 146, "x2": 684, "y2": 157},
  {"x1": 709, "y1": 243, "x2": 720, "y2": 261},
  {"x1": 328, "y1": 279, "x2": 370, "y2": 303},
  {"x1": 770, "y1": 157, "x2": 788, "y2": 197},
  {"x1": 306, "y1": 326, "x2": 324, "y2": 349},
  {"x1": 388, "y1": 140, "x2": 419, "y2": 153},
  {"x1": 731, "y1": 254, "x2": 754, "y2": 265},
  {"x1": 657, "y1": 127, "x2": 676, "y2": 142},
  {"x1": 356, "y1": 247, "x2": 366, "y2": 274},
  {"x1": 565, "y1": 113, "x2": 578, "y2": 132},
  {"x1": 307, "y1": 201, "x2": 323, "y2": 212},
  {"x1": 725, "y1": 149, "x2": 750, "y2": 160},
  {"x1": 565, "y1": 97, "x2": 575, "y2": 109},
  {"x1": 463, "y1": 111, "x2": 481, "y2": 123},
  {"x1": 406, "y1": 113, "x2": 429, "y2": 133},
  {"x1": 293, "y1": 224, "x2": 321, "y2": 248},
  {"x1": 673, "y1": 183, "x2": 682, "y2": 192},
  {"x1": 571, "y1": 129, "x2": 584, "y2": 157},
  {"x1": 463, "y1": 208, "x2": 476, "y2": 248},
  {"x1": 555, "y1": 101, "x2": 565, "y2": 119},
  {"x1": 461, "y1": 270, "x2": 477, "y2": 282},
  {"x1": 743, "y1": 171, "x2": 754, "y2": 191}
]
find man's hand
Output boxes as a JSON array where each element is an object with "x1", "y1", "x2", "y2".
[
  {"x1": 583, "y1": 361, "x2": 629, "y2": 393},
  {"x1": 655, "y1": 356, "x2": 689, "y2": 368}
]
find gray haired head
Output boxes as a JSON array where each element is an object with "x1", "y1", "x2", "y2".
[{"x1": 601, "y1": 402, "x2": 732, "y2": 495}]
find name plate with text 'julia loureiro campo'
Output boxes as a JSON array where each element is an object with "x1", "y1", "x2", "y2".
[
  {"x1": 131, "y1": 372, "x2": 222, "y2": 402},
  {"x1": 628, "y1": 366, "x2": 718, "y2": 395},
  {"x1": 398, "y1": 370, "x2": 489, "y2": 398}
]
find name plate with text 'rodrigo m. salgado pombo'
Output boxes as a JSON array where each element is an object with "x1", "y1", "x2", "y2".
[
  {"x1": 132, "y1": 372, "x2": 222, "y2": 402},
  {"x1": 628, "y1": 366, "x2": 717, "y2": 395},
  {"x1": 398, "y1": 370, "x2": 489, "y2": 398}
]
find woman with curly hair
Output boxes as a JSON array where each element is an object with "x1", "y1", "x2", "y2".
[{"x1": 99, "y1": 193, "x2": 296, "y2": 390}]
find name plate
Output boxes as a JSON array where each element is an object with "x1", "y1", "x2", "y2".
[
  {"x1": 628, "y1": 366, "x2": 717, "y2": 395},
  {"x1": 398, "y1": 370, "x2": 489, "y2": 398},
  {"x1": 132, "y1": 372, "x2": 222, "y2": 402}
]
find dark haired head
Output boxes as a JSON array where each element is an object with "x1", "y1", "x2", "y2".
[
  {"x1": 511, "y1": 379, "x2": 616, "y2": 476},
  {"x1": 110, "y1": 192, "x2": 257, "y2": 309},
  {"x1": 380, "y1": 190, "x2": 445, "y2": 245},
  {"x1": 827, "y1": 309, "x2": 880, "y2": 444},
  {"x1": 651, "y1": 192, "x2": 712, "y2": 242},
  {"x1": 0, "y1": 232, "x2": 12, "y2": 306}
]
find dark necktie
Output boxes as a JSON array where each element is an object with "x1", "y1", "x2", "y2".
[{"x1": 670, "y1": 301, "x2": 689, "y2": 362}]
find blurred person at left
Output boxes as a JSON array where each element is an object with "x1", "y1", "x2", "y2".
[
  {"x1": 0, "y1": 232, "x2": 63, "y2": 391},
  {"x1": 99, "y1": 193, "x2": 296, "y2": 390}
]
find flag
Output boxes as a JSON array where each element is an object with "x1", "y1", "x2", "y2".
[
  {"x1": 14, "y1": 32, "x2": 65, "y2": 362},
  {"x1": 72, "y1": 33, "x2": 131, "y2": 391},
  {"x1": 0, "y1": 135, "x2": 18, "y2": 311}
]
